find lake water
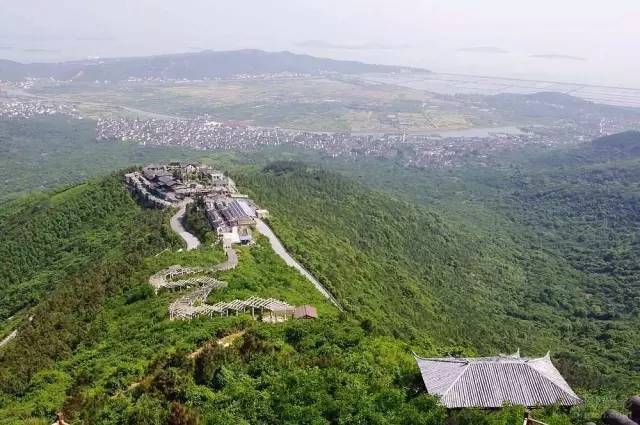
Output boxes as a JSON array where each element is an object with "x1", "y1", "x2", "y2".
[{"x1": 430, "y1": 126, "x2": 526, "y2": 138}]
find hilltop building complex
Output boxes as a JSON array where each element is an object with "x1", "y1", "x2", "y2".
[
  {"x1": 126, "y1": 162, "x2": 337, "y2": 326},
  {"x1": 125, "y1": 162, "x2": 266, "y2": 245}
]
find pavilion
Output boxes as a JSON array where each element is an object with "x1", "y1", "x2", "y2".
[{"x1": 414, "y1": 351, "x2": 582, "y2": 409}]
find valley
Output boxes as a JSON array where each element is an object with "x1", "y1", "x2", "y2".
[{"x1": 3, "y1": 72, "x2": 640, "y2": 171}]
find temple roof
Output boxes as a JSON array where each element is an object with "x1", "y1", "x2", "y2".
[{"x1": 414, "y1": 351, "x2": 582, "y2": 409}]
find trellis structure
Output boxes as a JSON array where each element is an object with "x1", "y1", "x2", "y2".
[
  {"x1": 163, "y1": 276, "x2": 222, "y2": 291},
  {"x1": 208, "y1": 296, "x2": 295, "y2": 320},
  {"x1": 149, "y1": 265, "x2": 206, "y2": 292},
  {"x1": 148, "y1": 242, "x2": 297, "y2": 322},
  {"x1": 169, "y1": 294, "x2": 294, "y2": 321},
  {"x1": 149, "y1": 246, "x2": 237, "y2": 293},
  {"x1": 168, "y1": 279, "x2": 228, "y2": 320}
]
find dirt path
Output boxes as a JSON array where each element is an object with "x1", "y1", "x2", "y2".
[
  {"x1": 0, "y1": 330, "x2": 17, "y2": 349},
  {"x1": 188, "y1": 330, "x2": 246, "y2": 359}
]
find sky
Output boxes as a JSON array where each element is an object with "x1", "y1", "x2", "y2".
[{"x1": 1, "y1": 0, "x2": 639, "y2": 87}]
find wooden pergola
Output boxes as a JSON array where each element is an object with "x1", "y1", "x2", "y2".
[
  {"x1": 170, "y1": 294, "x2": 294, "y2": 321},
  {"x1": 149, "y1": 265, "x2": 206, "y2": 292},
  {"x1": 163, "y1": 276, "x2": 222, "y2": 291},
  {"x1": 168, "y1": 279, "x2": 228, "y2": 320}
]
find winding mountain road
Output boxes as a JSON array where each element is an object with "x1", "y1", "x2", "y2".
[
  {"x1": 163, "y1": 201, "x2": 341, "y2": 311},
  {"x1": 170, "y1": 200, "x2": 201, "y2": 250}
]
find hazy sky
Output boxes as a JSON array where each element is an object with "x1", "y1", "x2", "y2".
[{"x1": 1, "y1": 0, "x2": 638, "y2": 87}]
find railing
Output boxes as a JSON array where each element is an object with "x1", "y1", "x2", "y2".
[{"x1": 523, "y1": 412, "x2": 548, "y2": 425}]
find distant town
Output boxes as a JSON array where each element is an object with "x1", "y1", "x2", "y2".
[
  {"x1": 0, "y1": 97, "x2": 80, "y2": 119},
  {"x1": 2, "y1": 73, "x2": 640, "y2": 168},
  {"x1": 100, "y1": 115, "x2": 615, "y2": 168}
]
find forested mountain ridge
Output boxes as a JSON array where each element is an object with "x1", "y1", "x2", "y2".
[
  {"x1": 0, "y1": 49, "x2": 426, "y2": 82},
  {"x1": 236, "y1": 163, "x2": 639, "y2": 391},
  {"x1": 1, "y1": 179, "x2": 137, "y2": 290},
  {"x1": 0, "y1": 174, "x2": 182, "y2": 397},
  {"x1": 485, "y1": 92, "x2": 640, "y2": 123},
  {"x1": 290, "y1": 132, "x2": 640, "y2": 392},
  {"x1": 0, "y1": 164, "x2": 622, "y2": 424},
  {"x1": 592, "y1": 130, "x2": 640, "y2": 154},
  {"x1": 0, "y1": 172, "x2": 458, "y2": 424}
]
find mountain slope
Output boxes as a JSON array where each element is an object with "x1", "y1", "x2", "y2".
[
  {"x1": 0, "y1": 169, "x2": 603, "y2": 424},
  {"x1": 287, "y1": 134, "x2": 640, "y2": 389},
  {"x1": 0, "y1": 173, "x2": 447, "y2": 424},
  {"x1": 485, "y1": 92, "x2": 640, "y2": 123},
  {"x1": 592, "y1": 130, "x2": 640, "y2": 155},
  {"x1": 0, "y1": 174, "x2": 182, "y2": 396},
  {"x1": 0, "y1": 49, "x2": 426, "y2": 82},
  {"x1": 236, "y1": 162, "x2": 639, "y2": 392}
]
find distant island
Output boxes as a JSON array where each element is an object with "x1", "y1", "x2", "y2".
[
  {"x1": 296, "y1": 40, "x2": 411, "y2": 50},
  {"x1": 457, "y1": 46, "x2": 508, "y2": 54},
  {"x1": 530, "y1": 54, "x2": 587, "y2": 61}
]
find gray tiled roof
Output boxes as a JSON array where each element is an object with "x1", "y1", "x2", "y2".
[{"x1": 415, "y1": 352, "x2": 582, "y2": 409}]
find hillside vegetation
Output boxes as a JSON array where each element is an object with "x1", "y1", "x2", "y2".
[
  {"x1": 0, "y1": 175, "x2": 181, "y2": 321},
  {"x1": 1, "y1": 121, "x2": 639, "y2": 422},
  {"x1": 0, "y1": 174, "x2": 183, "y2": 397},
  {"x1": 0, "y1": 168, "x2": 603, "y2": 425},
  {"x1": 236, "y1": 162, "x2": 638, "y2": 394},
  {"x1": 0, "y1": 175, "x2": 452, "y2": 424}
]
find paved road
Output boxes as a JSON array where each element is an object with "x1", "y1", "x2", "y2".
[
  {"x1": 164, "y1": 207, "x2": 341, "y2": 310},
  {"x1": 255, "y1": 218, "x2": 343, "y2": 311},
  {"x1": 216, "y1": 245, "x2": 238, "y2": 271},
  {"x1": 170, "y1": 200, "x2": 201, "y2": 250}
]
